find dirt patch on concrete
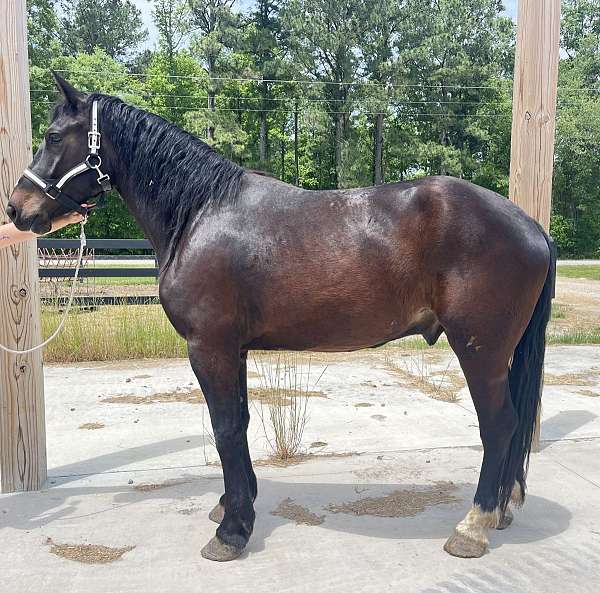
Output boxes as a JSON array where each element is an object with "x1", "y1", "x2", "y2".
[
  {"x1": 271, "y1": 498, "x2": 325, "y2": 526},
  {"x1": 578, "y1": 389, "x2": 600, "y2": 397},
  {"x1": 325, "y1": 481, "x2": 459, "y2": 518},
  {"x1": 545, "y1": 372, "x2": 599, "y2": 386},
  {"x1": 177, "y1": 506, "x2": 202, "y2": 515},
  {"x1": 133, "y1": 479, "x2": 190, "y2": 492},
  {"x1": 241, "y1": 451, "x2": 359, "y2": 468},
  {"x1": 78, "y1": 422, "x2": 105, "y2": 430},
  {"x1": 101, "y1": 389, "x2": 204, "y2": 405},
  {"x1": 46, "y1": 538, "x2": 134, "y2": 564},
  {"x1": 354, "y1": 402, "x2": 374, "y2": 408},
  {"x1": 101, "y1": 386, "x2": 324, "y2": 406},
  {"x1": 249, "y1": 387, "x2": 326, "y2": 405}
]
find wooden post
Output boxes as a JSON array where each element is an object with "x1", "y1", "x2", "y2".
[
  {"x1": 0, "y1": 0, "x2": 47, "y2": 492},
  {"x1": 509, "y1": 0, "x2": 561, "y2": 449}
]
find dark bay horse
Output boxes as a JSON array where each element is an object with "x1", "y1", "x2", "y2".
[{"x1": 7, "y1": 74, "x2": 555, "y2": 561}]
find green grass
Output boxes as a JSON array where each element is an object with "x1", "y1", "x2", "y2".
[
  {"x1": 87, "y1": 277, "x2": 158, "y2": 286},
  {"x1": 41, "y1": 303, "x2": 600, "y2": 364},
  {"x1": 548, "y1": 328, "x2": 600, "y2": 345},
  {"x1": 557, "y1": 265, "x2": 600, "y2": 281},
  {"x1": 42, "y1": 304, "x2": 186, "y2": 363},
  {"x1": 551, "y1": 303, "x2": 568, "y2": 320}
]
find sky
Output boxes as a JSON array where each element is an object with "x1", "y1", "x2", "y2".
[{"x1": 132, "y1": 0, "x2": 519, "y2": 51}]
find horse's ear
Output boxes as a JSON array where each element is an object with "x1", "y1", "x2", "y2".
[{"x1": 51, "y1": 70, "x2": 85, "y2": 109}]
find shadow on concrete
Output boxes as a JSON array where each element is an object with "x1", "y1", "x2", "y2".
[
  {"x1": 0, "y1": 437, "x2": 572, "y2": 559},
  {"x1": 540, "y1": 409, "x2": 597, "y2": 449}
]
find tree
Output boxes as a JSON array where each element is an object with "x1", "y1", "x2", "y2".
[
  {"x1": 360, "y1": 0, "x2": 406, "y2": 185},
  {"x1": 240, "y1": 1, "x2": 287, "y2": 168},
  {"x1": 59, "y1": 0, "x2": 147, "y2": 61},
  {"x1": 551, "y1": 0, "x2": 600, "y2": 257},
  {"x1": 396, "y1": 0, "x2": 513, "y2": 181},
  {"x1": 283, "y1": 0, "x2": 367, "y2": 187},
  {"x1": 27, "y1": 0, "x2": 60, "y2": 64},
  {"x1": 188, "y1": 0, "x2": 240, "y2": 141},
  {"x1": 153, "y1": 0, "x2": 193, "y2": 67}
]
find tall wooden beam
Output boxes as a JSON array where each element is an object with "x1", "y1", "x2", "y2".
[
  {"x1": 509, "y1": 0, "x2": 561, "y2": 449},
  {"x1": 509, "y1": 0, "x2": 561, "y2": 229},
  {"x1": 0, "y1": 0, "x2": 47, "y2": 492}
]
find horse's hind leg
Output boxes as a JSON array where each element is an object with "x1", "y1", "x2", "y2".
[
  {"x1": 443, "y1": 340, "x2": 518, "y2": 558},
  {"x1": 209, "y1": 352, "x2": 257, "y2": 525}
]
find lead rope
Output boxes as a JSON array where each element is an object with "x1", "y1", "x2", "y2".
[{"x1": 0, "y1": 217, "x2": 87, "y2": 356}]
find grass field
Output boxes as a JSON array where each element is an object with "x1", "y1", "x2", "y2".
[
  {"x1": 557, "y1": 265, "x2": 600, "y2": 281},
  {"x1": 41, "y1": 302, "x2": 600, "y2": 363},
  {"x1": 87, "y1": 277, "x2": 158, "y2": 286},
  {"x1": 42, "y1": 304, "x2": 186, "y2": 363}
]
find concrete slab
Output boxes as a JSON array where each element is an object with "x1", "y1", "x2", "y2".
[{"x1": 2, "y1": 345, "x2": 600, "y2": 592}]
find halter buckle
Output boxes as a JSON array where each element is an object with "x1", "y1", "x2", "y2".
[
  {"x1": 44, "y1": 184, "x2": 61, "y2": 200},
  {"x1": 88, "y1": 131, "x2": 101, "y2": 151}
]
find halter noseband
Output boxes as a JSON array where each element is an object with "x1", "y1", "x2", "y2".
[{"x1": 22, "y1": 100, "x2": 112, "y2": 216}]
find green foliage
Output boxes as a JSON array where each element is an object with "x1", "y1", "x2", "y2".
[
  {"x1": 58, "y1": 0, "x2": 147, "y2": 61},
  {"x1": 22, "y1": 0, "x2": 600, "y2": 258}
]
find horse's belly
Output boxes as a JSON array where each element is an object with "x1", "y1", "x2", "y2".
[{"x1": 248, "y1": 302, "x2": 440, "y2": 352}]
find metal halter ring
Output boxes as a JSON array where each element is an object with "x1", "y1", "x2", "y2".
[{"x1": 86, "y1": 154, "x2": 102, "y2": 169}]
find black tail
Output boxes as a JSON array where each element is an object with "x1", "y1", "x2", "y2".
[{"x1": 499, "y1": 232, "x2": 556, "y2": 511}]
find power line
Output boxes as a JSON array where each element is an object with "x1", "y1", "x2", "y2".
[
  {"x1": 49, "y1": 68, "x2": 513, "y2": 91},
  {"x1": 29, "y1": 99, "x2": 513, "y2": 118},
  {"x1": 40, "y1": 70, "x2": 600, "y2": 94},
  {"x1": 29, "y1": 88, "x2": 509, "y2": 107}
]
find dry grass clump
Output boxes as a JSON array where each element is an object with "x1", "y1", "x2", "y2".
[
  {"x1": 384, "y1": 352, "x2": 464, "y2": 402},
  {"x1": 254, "y1": 353, "x2": 326, "y2": 461}
]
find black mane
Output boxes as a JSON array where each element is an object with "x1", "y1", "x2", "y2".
[{"x1": 89, "y1": 94, "x2": 245, "y2": 267}]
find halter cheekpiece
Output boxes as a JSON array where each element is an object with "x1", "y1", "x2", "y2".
[{"x1": 22, "y1": 100, "x2": 111, "y2": 216}]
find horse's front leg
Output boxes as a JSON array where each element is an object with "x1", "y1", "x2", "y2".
[{"x1": 188, "y1": 338, "x2": 255, "y2": 562}]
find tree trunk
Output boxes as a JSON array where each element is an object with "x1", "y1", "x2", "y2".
[
  {"x1": 259, "y1": 80, "x2": 269, "y2": 166},
  {"x1": 373, "y1": 112, "x2": 384, "y2": 185},
  {"x1": 237, "y1": 92, "x2": 243, "y2": 166},
  {"x1": 280, "y1": 119, "x2": 286, "y2": 180},
  {"x1": 207, "y1": 56, "x2": 216, "y2": 142},
  {"x1": 294, "y1": 100, "x2": 299, "y2": 185},
  {"x1": 439, "y1": 130, "x2": 448, "y2": 176},
  {"x1": 334, "y1": 113, "x2": 343, "y2": 188}
]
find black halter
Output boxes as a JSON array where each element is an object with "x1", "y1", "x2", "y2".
[{"x1": 22, "y1": 100, "x2": 112, "y2": 216}]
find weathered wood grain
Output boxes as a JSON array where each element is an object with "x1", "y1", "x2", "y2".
[
  {"x1": 509, "y1": 0, "x2": 561, "y2": 451},
  {"x1": 0, "y1": 0, "x2": 47, "y2": 492},
  {"x1": 509, "y1": 0, "x2": 561, "y2": 232}
]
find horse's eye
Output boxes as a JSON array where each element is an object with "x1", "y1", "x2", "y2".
[{"x1": 47, "y1": 132, "x2": 62, "y2": 144}]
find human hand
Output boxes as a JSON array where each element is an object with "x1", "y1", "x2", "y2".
[{"x1": 50, "y1": 205, "x2": 90, "y2": 232}]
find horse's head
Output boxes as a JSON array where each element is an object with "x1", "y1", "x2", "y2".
[{"x1": 7, "y1": 73, "x2": 110, "y2": 234}]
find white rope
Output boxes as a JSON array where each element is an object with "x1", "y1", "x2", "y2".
[{"x1": 0, "y1": 218, "x2": 87, "y2": 356}]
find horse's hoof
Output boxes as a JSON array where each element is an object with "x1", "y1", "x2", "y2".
[
  {"x1": 208, "y1": 502, "x2": 225, "y2": 524},
  {"x1": 201, "y1": 536, "x2": 243, "y2": 562},
  {"x1": 496, "y1": 507, "x2": 513, "y2": 530},
  {"x1": 443, "y1": 530, "x2": 488, "y2": 558}
]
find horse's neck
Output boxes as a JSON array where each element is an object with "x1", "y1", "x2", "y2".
[
  {"x1": 104, "y1": 133, "x2": 172, "y2": 265},
  {"x1": 104, "y1": 157, "x2": 168, "y2": 267}
]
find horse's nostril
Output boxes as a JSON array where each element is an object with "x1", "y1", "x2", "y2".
[{"x1": 6, "y1": 203, "x2": 17, "y2": 222}]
